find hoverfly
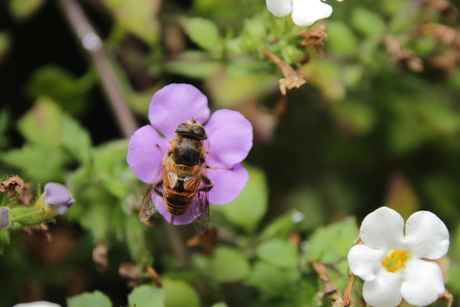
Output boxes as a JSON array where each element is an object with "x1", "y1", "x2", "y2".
[{"x1": 139, "y1": 119, "x2": 214, "y2": 234}]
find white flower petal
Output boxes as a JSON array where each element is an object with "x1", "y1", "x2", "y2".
[
  {"x1": 291, "y1": 0, "x2": 333, "y2": 27},
  {"x1": 401, "y1": 258, "x2": 445, "y2": 306},
  {"x1": 363, "y1": 267, "x2": 404, "y2": 307},
  {"x1": 404, "y1": 211, "x2": 449, "y2": 259},
  {"x1": 13, "y1": 302, "x2": 61, "y2": 307},
  {"x1": 348, "y1": 244, "x2": 385, "y2": 281},
  {"x1": 266, "y1": 0, "x2": 292, "y2": 17},
  {"x1": 360, "y1": 207, "x2": 405, "y2": 251}
]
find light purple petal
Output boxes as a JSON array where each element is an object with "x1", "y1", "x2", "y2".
[
  {"x1": 127, "y1": 125, "x2": 169, "y2": 183},
  {"x1": 360, "y1": 207, "x2": 405, "y2": 251},
  {"x1": 362, "y1": 267, "x2": 404, "y2": 307},
  {"x1": 403, "y1": 211, "x2": 450, "y2": 259},
  {"x1": 148, "y1": 84, "x2": 210, "y2": 139},
  {"x1": 205, "y1": 109, "x2": 253, "y2": 168},
  {"x1": 0, "y1": 207, "x2": 10, "y2": 229},
  {"x1": 348, "y1": 244, "x2": 385, "y2": 282},
  {"x1": 152, "y1": 192, "x2": 196, "y2": 225},
  {"x1": 206, "y1": 161, "x2": 249, "y2": 205},
  {"x1": 401, "y1": 258, "x2": 445, "y2": 306},
  {"x1": 44, "y1": 183, "x2": 75, "y2": 215}
]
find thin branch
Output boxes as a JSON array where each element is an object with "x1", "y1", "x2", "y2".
[{"x1": 56, "y1": 0, "x2": 138, "y2": 138}]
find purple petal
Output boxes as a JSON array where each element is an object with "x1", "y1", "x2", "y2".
[
  {"x1": 206, "y1": 162, "x2": 249, "y2": 205},
  {"x1": 127, "y1": 125, "x2": 169, "y2": 183},
  {"x1": 152, "y1": 193, "x2": 196, "y2": 225},
  {"x1": 44, "y1": 183, "x2": 75, "y2": 215},
  {"x1": 205, "y1": 109, "x2": 253, "y2": 168},
  {"x1": 148, "y1": 84, "x2": 210, "y2": 139},
  {"x1": 0, "y1": 207, "x2": 10, "y2": 229}
]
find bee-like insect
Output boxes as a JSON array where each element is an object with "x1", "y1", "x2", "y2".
[{"x1": 139, "y1": 119, "x2": 214, "y2": 234}]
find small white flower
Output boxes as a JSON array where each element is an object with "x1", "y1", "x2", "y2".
[
  {"x1": 348, "y1": 206, "x2": 449, "y2": 307},
  {"x1": 266, "y1": 0, "x2": 333, "y2": 27},
  {"x1": 13, "y1": 301, "x2": 61, "y2": 307}
]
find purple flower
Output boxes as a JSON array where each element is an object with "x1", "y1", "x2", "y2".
[
  {"x1": 44, "y1": 183, "x2": 75, "y2": 215},
  {"x1": 127, "y1": 83, "x2": 253, "y2": 225}
]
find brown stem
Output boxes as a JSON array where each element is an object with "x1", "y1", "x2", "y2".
[{"x1": 56, "y1": 0, "x2": 138, "y2": 138}]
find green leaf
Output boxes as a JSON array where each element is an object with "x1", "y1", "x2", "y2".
[
  {"x1": 101, "y1": 0, "x2": 160, "y2": 45},
  {"x1": 125, "y1": 214, "x2": 150, "y2": 262},
  {"x1": 26, "y1": 65, "x2": 94, "y2": 115},
  {"x1": 164, "y1": 61, "x2": 222, "y2": 79},
  {"x1": 67, "y1": 290, "x2": 112, "y2": 307},
  {"x1": 163, "y1": 278, "x2": 200, "y2": 307},
  {"x1": 0, "y1": 229, "x2": 10, "y2": 255},
  {"x1": 256, "y1": 239, "x2": 298, "y2": 269},
  {"x1": 204, "y1": 246, "x2": 250, "y2": 282},
  {"x1": 61, "y1": 114, "x2": 91, "y2": 164},
  {"x1": 244, "y1": 261, "x2": 293, "y2": 297},
  {"x1": 17, "y1": 97, "x2": 62, "y2": 149},
  {"x1": 0, "y1": 32, "x2": 10, "y2": 63},
  {"x1": 304, "y1": 216, "x2": 358, "y2": 263},
  {"x1": 260, "y1": 210, "x2": 307, "y2": 240},
  {"x1": 0, "y1": 145, "x2": 69, "y2": 182},
  {"x1": 181, "y1": 17, "x2": 221, "y2": 53},
  {"x1": 9, "y1": 0, "x2": 45, "y2": 19},
  {"x1": 207, "y1": 73, "x2": 277, "y2": 108},
  {"x1": 128, "y1": 284, "x2": 165, "y2": 307},
  {"x1": 326, "y1": 21, "x2": 359, "y2": 56},
  {"x1": 351, "y1": 7, "x2": 386, "y2": 37},
  {"x1": 216, "y1": 165, "x2": 268, "y2": 233},
  {"x1": 331, "y1": 100, "x2": 376, "y2": 136}
]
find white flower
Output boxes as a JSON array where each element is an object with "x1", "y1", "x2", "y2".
[
  {"x1": 266, "y1": 0, "x2": 333, "y2": 27},
  {"x1": 348, "y1": 206, "x2": 449, "y2": 307},
  {"x1": 13, "y1": 302, "x2": 61, "y2": 307}
]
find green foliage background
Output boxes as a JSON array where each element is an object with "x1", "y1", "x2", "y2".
[{"x1": 1, "y1": 0, "x2": 460, "y2": 306}]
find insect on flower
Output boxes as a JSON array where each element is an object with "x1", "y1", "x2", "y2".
[
  {"x1": 139, "y1": 118, "x2": 215, "y2": 234},
  {"x1": 127, "y1": 83, "x2": 253, "y2": 234}
]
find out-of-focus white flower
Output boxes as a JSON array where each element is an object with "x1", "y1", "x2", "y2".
[
  {"x1": 348, "y1": 206, "x2": 449, "y2": 307},
  {"x1": 266, "y1": 0, "x2": 333, "y2": 27},
  {"x1": 13, "y1": 301, "x2": 61, "y2": 307}
]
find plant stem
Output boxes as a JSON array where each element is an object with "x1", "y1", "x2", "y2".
[{"x1": 56, "y1": 0, "x2": 138, "y2": 138}]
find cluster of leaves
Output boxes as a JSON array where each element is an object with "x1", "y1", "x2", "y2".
[{"x1": 1, "y1": 0, "x2": 460, "y2": 306}]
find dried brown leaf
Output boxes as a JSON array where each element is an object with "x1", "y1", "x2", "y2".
[
  {"x1": 383, "y1": 35, "x2": 424, "y2": 72},
  {"x1": 311, "y1": 261, "x2": 342, "y2": 305},
  {"x1": 298, "y1": 23, "x2": 328, "y2": 56},
  {"x1": 92, "y1": 241, "x2": 109, "y2": 272},
  {"x1": 186, "y1": 226, "x2": 218, "y2": 257},
  {"x1": 263, "y1": 48, "x2": 307, "y2": 95},
  {"x1": 0, "y1": 175, "x2": 25, "y2": 200}
]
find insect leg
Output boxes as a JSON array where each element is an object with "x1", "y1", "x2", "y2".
[
  {"x1": 155, "y1": 143, "x2": 167, "y2": 153},
  {"x1": 199, "y1": 175, "x2": 214, "y2": 192},
  {"x1": 153, "y1": 179, "x2": 164, "y2": 197},
  {"x1": 206, "y1": 165, "x2": 233, "y2": 171}
]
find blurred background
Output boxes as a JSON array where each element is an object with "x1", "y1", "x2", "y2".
[{"x1": 1, "y1": 0, "x2": 460, "y2": 306}]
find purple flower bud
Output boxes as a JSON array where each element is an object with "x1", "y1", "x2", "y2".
[
  {"x1": 44, "y1": 183, "x2": 75, "y2": 215},
  {"x1": 0, "y1": 207, "x2": 10, "y2": 229}
]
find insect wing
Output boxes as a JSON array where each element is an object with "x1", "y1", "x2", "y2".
[
  {"x1": 191, "y1": 165, "x2": 212, "y2": 234},
  {"x1": 139, "y1": 162, "x2": 166, "y2": 222}
]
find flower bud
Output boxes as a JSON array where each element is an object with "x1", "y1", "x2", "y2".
[
  {"x1": 43, "y1": 183, "x2": 75, "y2": 215},
  {"x1": 0, "y1": 207, "x2": 10, "y2": 229}
]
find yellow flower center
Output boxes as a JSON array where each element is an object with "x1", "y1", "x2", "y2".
[{"x1": 382, "y1": 249, "x2": 411, "y2": 273}]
